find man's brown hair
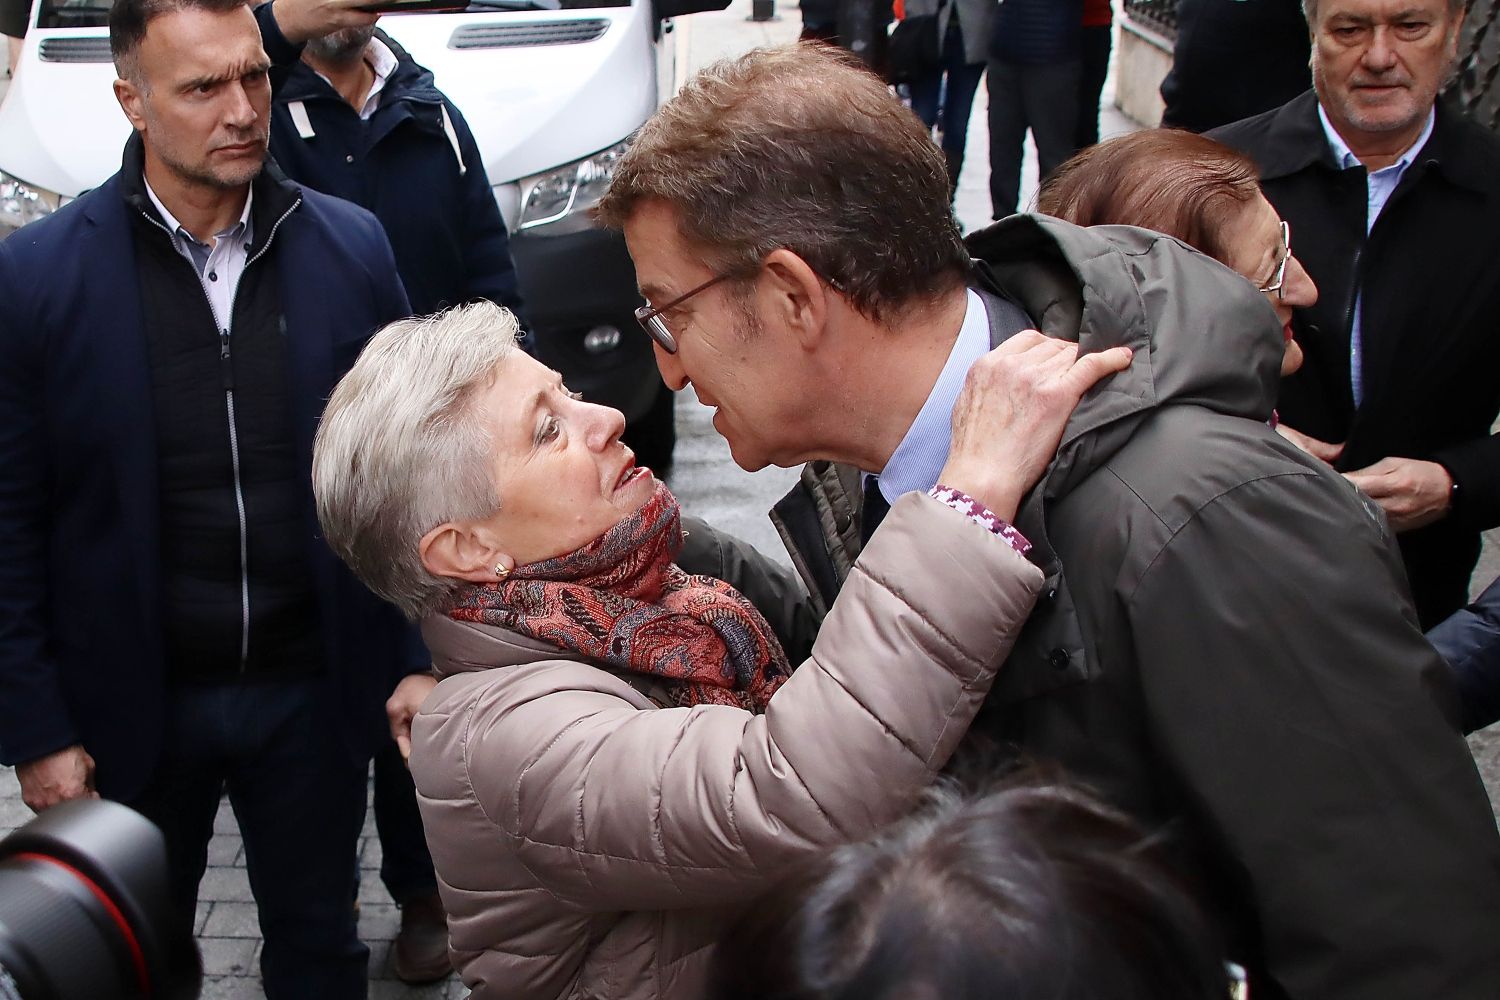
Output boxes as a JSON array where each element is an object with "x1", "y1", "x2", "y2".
[
  {"x1": 1036, "y1": 130, "x2": 1260, "y2": 266},
  {"x1": 596, "y1": 44, "x2": 971, "y2": 322}
]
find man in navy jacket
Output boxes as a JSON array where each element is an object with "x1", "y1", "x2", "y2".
[
  {"x1": 0, "y1": 0, "x2": 421, "y2": 995},
  {"x1": 256, "y1": 1, "x2": 524, "y2": 321}
]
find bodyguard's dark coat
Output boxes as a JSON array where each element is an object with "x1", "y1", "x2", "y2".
[
  {"x1": 0, "y1": 146, "x2": 420, "y2": 799},
  {"x1": 772, "y1": 215, "x2": 1500, "y2": 1000},
  {"x1": 1211, "y1": 92, "x2": 1500, "y2": 627}
]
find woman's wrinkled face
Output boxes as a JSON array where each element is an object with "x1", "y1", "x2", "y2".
[
  {"x1": 470, "y1": 352, "x2": 658, "y2": 566},
  {"x1": 1220, "y1": 195, "x2": 1317, "y2": 376}
]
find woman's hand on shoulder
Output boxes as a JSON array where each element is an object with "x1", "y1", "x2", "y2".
[{"x1": 940, "y1": 332, "x2": 1132, "y2": 521}]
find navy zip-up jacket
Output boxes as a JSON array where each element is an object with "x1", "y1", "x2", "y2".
[
  {"x1": 258, "y1": 6, "x2": 525, "y2": 321},
  {"x1": 0, "y1": 141, "x2": 421, "y2": 799}
]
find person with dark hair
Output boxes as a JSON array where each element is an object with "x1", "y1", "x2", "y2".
[
  {"x1": 903, "y1": 0, "x2": 993, "y2": 194},
  {"x1": 985, "y1": 0, "x2": 1084, "y2": 217},
  {"x1": 1038, "y1": 128, "x2": 1317, "y2": 376},
  {"x1": 0, "y1": 0, "x2": 426, "y2": 996},
  {"x1": 1212, "y1": 0, "x2": 1500, "y2": 630},
  {"x1": 598, "y1": 42, "x2": 1500, "y2": 1000},
  {"x1": 711, "y1": 780, "x2": 1233, "y2": 1000},
  {"x1": 1160, "y1": 0, "x2": 1311, "y2": 133}
]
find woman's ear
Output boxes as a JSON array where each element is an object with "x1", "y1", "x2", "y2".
[{"x1": 419, "y1": 522, "x2": 513, "y2": 584}]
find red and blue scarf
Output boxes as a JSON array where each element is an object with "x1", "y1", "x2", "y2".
[{"x1": 448, "y1": 482, "x2": 790, "y2": 713}]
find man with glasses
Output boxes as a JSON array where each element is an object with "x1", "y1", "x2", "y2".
[
  {"x1": 1213, "y1": 0, "x2": 1500, "y2": 628},
  {"x1": 599, "y1": 44, "x2": 1500, "y2": 1000}
]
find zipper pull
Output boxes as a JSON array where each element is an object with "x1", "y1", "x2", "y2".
[{"x1": 219, "y1": 330, "x2": 234, "y2": 390}]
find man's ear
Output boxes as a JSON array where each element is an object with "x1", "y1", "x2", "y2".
[
  {"x1": 760, "y1": 248, "x2": 834, "y2": 352},
  {"x1": 419, "y1": 522, "x2": 512, "y2": 584},
  {"x1": 114, "y1": 77, "x2": 148, "y2": 133}
]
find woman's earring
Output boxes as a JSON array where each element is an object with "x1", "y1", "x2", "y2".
[{"x1": 494, "y1": 563, "x2": 510, "y2": 580}]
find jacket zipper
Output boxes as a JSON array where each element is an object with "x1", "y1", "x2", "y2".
[{"x1": 138, "y1": 194, "x2": 302, "y2": 671}]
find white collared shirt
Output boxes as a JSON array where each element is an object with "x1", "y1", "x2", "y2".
[
  {"x1": 866, "y1": 289, "x2": 992, "y2": 502},
  {"x1": 1316, "y1": 103, "x2": 1435, "y2": 407},
  {"x1": 144, "y1": 179, "x2": 254, "y2": 333},
  {"x1": 314, "y1": 37, "x2": 399, "y2": 121}
]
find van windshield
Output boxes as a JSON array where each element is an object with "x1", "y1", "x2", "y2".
[{"x1": 37, "y1": 0, "x2": 629, "y2": 30}]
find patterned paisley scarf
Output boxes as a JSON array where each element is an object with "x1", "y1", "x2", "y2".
[{"x1": 448, "y1": 482, "x2": 790, "y2": 713}]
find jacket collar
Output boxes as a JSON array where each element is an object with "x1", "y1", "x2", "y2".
[
  {"x1": 275, "y1": 29, "x2": 444, "y2": 110},
  {"x1": 1254, "y1": 89, "x2": 1489, "y2": 195},
  {"x1": 115, "y1": 131, "x2": 304, "y2": 255}
]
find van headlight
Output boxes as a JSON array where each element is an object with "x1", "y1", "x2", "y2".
[
  {"x1": 0, "y1": 171, "x2": 63, "y2": 238},
  {"x1": 516, "y1": 140, "x2": 628, "y2": 237}
]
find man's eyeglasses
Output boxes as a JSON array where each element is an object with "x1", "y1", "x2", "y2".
[
  {"x1": 1259, "y1": 221, "x2": 1291, "y2": 300},
  {"x1": 634, "y1": 272, "x2": 734, "y2": 355}
]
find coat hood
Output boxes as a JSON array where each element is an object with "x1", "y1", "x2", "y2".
[
  {"x1": 966, "y1": 214, "x2": 1284, "y2": 505},
  {"x1": 960, "y1": 215, "x2": 1285, "y2": 692}
]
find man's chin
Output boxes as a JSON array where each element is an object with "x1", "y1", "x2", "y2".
[{"x1": 1344, "y1": 94, "x2": 1425, "y2": 134}]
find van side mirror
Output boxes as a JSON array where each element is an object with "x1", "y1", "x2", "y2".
[{"x1": 653, "y1": 0, "x2": 731, "y2": 20}]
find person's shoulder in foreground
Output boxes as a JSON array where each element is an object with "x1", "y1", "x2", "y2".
[{"x1": 967, "y1": 212, "x2": 1500, "y2": 1000}]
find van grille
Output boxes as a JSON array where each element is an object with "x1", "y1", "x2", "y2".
[
  {"x1": 448, "y1": 19, "x2": 609, "y2": 49},
  {"x1": 39, "y1": 37, "x2": 114, "y2": 63}
]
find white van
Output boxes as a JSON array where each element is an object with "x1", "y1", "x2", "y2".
[{"x1": 0, "y1": 0, "x2": 722, "y2": 466}]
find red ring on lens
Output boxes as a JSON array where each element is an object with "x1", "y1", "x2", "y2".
[{"x1": 14, "y1": 852, "x2": 151, "y2": 995}]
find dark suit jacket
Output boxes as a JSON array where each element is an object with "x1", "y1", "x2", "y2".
[
  {"x1": 1213, "y1": 92, "x2": 1500, "y2": 627},
  {"x1": 0, "y1": 146, "x2": 420, "y2": 799}
]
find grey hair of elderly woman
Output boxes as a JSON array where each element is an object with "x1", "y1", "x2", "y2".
[{"x1": 312, "y1": 301, "x2": 520, "y2": 620}]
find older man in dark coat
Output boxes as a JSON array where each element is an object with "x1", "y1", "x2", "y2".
[{"x1": 1211, "y1": 0, "x2": 1500, "y2": 628}]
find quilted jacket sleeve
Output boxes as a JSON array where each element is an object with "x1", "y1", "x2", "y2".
[{"x1": 458, "y1": 493, "x2": 1042, "y2": 911}]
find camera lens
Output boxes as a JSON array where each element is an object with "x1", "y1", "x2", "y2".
[{"x1": 0, "y1": 800, "x2": 201, "y2": 999}]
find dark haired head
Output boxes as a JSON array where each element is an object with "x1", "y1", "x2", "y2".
[
  {"x1": 710, "y1": 779, "x2": 1230, "y2": 1000},
  {"x1": 109, "y1": 0, "x2": 247, "y2": 84},
  {"x1": 1036, "y1": 130, "x2": 1260, "y2": 266}
]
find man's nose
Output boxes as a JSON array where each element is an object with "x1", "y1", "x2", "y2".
[
  {"x1": 223, "y1": 81, "x2": 258, "y2": 127},
  {"x1": 1362, "y1": 27, "x2": 1398, "y2": 71},
  {"x1": 1284, "y1": 255, "x2": 1319, "y2": 309},
  {"x1": 653, "y1": 342, "x2": 690, "y2": 392}
]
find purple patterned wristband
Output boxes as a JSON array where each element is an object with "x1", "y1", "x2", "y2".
[{"x1": 929, "y1": 485, "x2": 1033, "y2": 558}]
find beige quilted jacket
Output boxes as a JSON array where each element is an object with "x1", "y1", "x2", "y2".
[{"x1": 409, "y1": 494, "x2": 1044, "y2": 1000}]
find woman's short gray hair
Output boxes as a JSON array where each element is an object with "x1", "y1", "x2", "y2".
[{"x1": 313, "y1": 302, "x2": 520, "y2": 621}]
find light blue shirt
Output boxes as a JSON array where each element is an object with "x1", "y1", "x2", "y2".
[
  {"x1": 144, "y1": 180, "x2": 254, "y2": 334},
  {"x1": 869, "y1": 289, "x2": 992, "y2": 502},
  {"x1": 1316, "y1": 103, "x2": 1434, "y2": 407}
]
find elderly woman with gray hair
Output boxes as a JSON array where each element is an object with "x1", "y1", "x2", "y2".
[{"x1": 311, "y1": 301, "x2": 1130, "y2": 1000}]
